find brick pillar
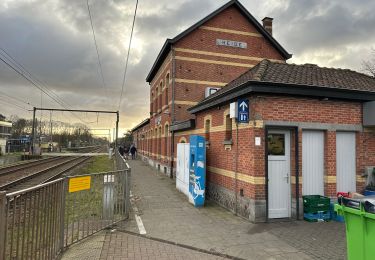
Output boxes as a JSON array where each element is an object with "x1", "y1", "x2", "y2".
[
  {"x1": 325, "y1": 131, "x2": 336, "y2": 197},
  {"x1": 253, "y1": 127, "x2": 265, "y2": 201}
]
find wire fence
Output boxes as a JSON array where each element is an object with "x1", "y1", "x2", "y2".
[{"x1": 0, "y1": 151, "x2": 130, "y2": 260}]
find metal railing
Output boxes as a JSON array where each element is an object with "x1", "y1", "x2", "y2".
[{"x1": 0, "y1": 151, "x2": 130, "y2": 260}]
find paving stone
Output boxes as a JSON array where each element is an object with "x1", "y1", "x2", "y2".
[
  {"x1": 100, "y1": 232, "x2": 226, "y2": 260},
  {"x1": 119, "y1": 159, "x2": 347, "y2": 260},
  {"x1": 61, "y1": 231, "x2": 106, "y2": 260},
  {"x1": 63, "y1": 159, "x2": 347, "y2": 259}
]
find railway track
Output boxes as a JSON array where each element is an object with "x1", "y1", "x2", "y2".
[
  {"x1": 0, "y1": 157, "x2": 88, "y2": 193},
  {"x1": 0, "y1": 157, "x2": 61, "y2": 177},
  {"x1": 0, "y1": 146, "x2": 106, "y2": 193}
]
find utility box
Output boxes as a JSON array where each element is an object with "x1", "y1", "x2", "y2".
[
  {"x1": 230, "y1": 102, "x2": 238, "y2": 118},
  {"x1": 176, "y1": 143, "x2": 190, "y2": 197},
  {"x1": 188, "y1": 135, "x2": 206, "y2": 207}
]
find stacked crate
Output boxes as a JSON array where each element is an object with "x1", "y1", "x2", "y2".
[{"x1": 303, "y1": 195, "x2": 331, "y2": 222}]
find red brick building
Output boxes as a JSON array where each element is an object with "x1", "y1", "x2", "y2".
[
  {"x1": 131, "y1": 0, "x2": 375, "y2": 222},
  {"x1": 132, "y1": 0, "x2": 290, "y2": 174},
  {"x1": 187, "y1": 60, "x2": 375, "y2": 221}
]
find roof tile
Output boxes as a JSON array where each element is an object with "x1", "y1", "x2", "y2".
[{"x1": 203, "y1": 59, "x2": 375, "y2": 103}]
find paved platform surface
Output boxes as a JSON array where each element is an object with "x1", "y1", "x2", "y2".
[
  {"x1": 62, "y1": 230, "x2": 226, "y2": 260},
  {"x1": 119, "y1": 159, "x2": 346, "y2": 260},
  {"x1": 62, "y1": 159, "x2": 347, "y2": 260}
]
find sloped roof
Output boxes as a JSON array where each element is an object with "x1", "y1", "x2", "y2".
[
  {"x1": 146, "y1": 0, "x2": 292, "y2": 83},
  {"x1": 189, "y1": 59, "x2": 375, "y2": 113},
  {"x1": 131, "y1": 118, "x2": 150, "y2": 132}
]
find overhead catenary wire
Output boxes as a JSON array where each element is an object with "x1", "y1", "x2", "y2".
[
  {"x1": 118, "y1": 0, "x2": 139, "y2": 111},
  {"x1": 0, "y1": 55, "x2": 61, "y2": 106},
  {"x1": 0, "y1": 90, "x2": 34, "y2": 107},
  {"x1": 86, "y1": 0, "x2": 110, "y2": 107},
  {"x1": 0, "y1": 97, "x2": 29, "y2": 111},
  {"x1": 0, "y1": 49, "x2": 90, "y2": 125},
  {"x1": 0, "y1": 48, "x2": 74, "y2": 110}
]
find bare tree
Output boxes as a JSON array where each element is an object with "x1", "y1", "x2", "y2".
[{"x1": 362, "y1": 48, "x2": 375, "y2": 77}]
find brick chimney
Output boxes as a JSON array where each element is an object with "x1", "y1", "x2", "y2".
[{"x1": 262, "y1": 17, "x2": 273, "y2": 35}]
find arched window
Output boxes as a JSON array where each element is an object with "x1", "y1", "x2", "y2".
[
  {"x1": 150, "y1": 130, "x2": 153, "y2": 154},
  {"x1": 205, "y1": 119, "x2": 210, "y2": 141},
  {"x1": 165, "y1": 73, "x2": 169, "y2": 106},
  {"x1": 159, "y1": 82, "x2": 163, "y2": 110},
  {"x1": 155, "y1": 87, "x2": 158, "y2": 114},
  {"x1": 151, "y1": 92, "x2": 154, "y2": 114},
  {"x1": 225, "y1": 114, "x2": 232, "y2": 141},
  {"x1": 164, "y1": 124, "x2": 169, "y2": 157},
  {"x1": 158, "y1": 126, "x2": 162, "y2": 158},
  {"x1": 166, "y1": 73, "x2": 170, "y2": 87}
]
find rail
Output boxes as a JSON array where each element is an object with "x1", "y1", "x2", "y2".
[
  {"x1": 0, "y1": 157, "x2": 60, "y2": 176},
  {"x1": 0, "y1": 151, "x2": 130, "y2": 260},
  {"x1": 0, "y1": 156, "x2": 89, "y2": 192}
]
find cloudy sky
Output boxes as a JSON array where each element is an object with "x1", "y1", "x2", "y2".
[{"x1": 0, "y1": 0, "x2": 374, "y2": 135}]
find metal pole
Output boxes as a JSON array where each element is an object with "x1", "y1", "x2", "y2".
[
  {"x1": 59, "y1": 180, "x2": 66, "y2": 254},
  {"x1": 34, "y1": 108, "x2": 118, "y2": 114},
  {"x1": 31, "y1": 107, "x2": 36, "y2": 155},
  {"x1": 50, "y1": 111, "x2": 53, "y2": 143},
  {"x1": 234, "y1": 121, "x2": 239, "y2": 215},
  {"x1": 170, "y1": 47, "x2": 176, "y2": 179},
  {"x1": 115, "y1": 112, "x2": 119, "y2": 149},
  {"x1": 0, "y1": 191, "x2": 7, "y2": 259},
  {"x1": 295, "y1": 127, "x2": 300, "y2": 220}
]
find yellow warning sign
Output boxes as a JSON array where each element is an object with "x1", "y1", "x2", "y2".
[{"x1": 69, "y1": 176, "x2": 91, "y2": 193}]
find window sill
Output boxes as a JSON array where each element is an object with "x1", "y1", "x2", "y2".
[
  {"x1": 223, "y1": 140, "x2": 233, "y2": 145},
  {"x1": 223, "y1": 140, "x2": 232, "y2": 151}
]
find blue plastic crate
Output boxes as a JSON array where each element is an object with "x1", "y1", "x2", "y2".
[
  {"x1": 330, "y1": 203, "x2": 345, "y2": 222},
  {"x1": 304, "y1": 211, "x2": 331, "y2": 222},
  {"x1": 333, "y1": 214, "x2": 345, "y2": 222}
]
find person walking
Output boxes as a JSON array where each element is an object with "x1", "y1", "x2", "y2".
[
  {"x1": 130, "y1": 145, "x2": 137, "y2": 160},
  {"x1": 124, "y1": 146, "x2": 129, "y2": 160},
  {"x1": 119, "y1": 145, "x2": 124, "y2": 157}
]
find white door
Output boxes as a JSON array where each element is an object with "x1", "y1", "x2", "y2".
[
  {"x1": 302, "y1": 131, "x2": 324, "y2": 195},
  {"x1": 268, "y1": 130, "x2": 291, "y2": 218},
  {"x1": 336, "y1": 132, "x2": 356, "y2": 193}
]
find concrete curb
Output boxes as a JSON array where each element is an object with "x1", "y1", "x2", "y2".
[{"x1": 115, "y1": 228, "x2": 246, "y2": 260}]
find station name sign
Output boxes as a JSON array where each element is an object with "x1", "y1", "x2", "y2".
[{"x1": 216, "y1": 39, "x2": 247, "y2": 49}]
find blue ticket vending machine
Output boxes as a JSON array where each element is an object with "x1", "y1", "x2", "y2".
[{"x1": 188, "y1": 135, "x2": 206, "y2": 207}]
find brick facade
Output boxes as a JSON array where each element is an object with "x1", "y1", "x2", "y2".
[
  {"x1": 133, "y1": 3, "x2": 287, "y2": 177},
  {"x1": 131, "y1": 1, "x2": 375, "y2": 222},
  {"x1": 175, "y1": 95, "x2": 374, "y2": 221}
]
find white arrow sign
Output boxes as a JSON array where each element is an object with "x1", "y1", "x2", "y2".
[{"x1": 239, "y1": 101, "x2": 248, "y2": 111}]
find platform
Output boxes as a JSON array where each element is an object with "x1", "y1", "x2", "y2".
[{"x1": 62, "y1": 159, "x2": 347, "y2": 260}]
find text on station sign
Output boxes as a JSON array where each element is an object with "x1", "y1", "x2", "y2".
[{"x1": 69, "y1": 176, "x2": 91, "y2": 193}]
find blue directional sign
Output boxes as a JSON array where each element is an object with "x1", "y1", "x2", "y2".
[{"x1": 237, "y1": 98, "x2": 249, "y2": 123}]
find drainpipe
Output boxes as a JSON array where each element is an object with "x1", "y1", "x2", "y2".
[
  {"x1": 265, "y1": 127, "x2": 269, "y2": 222},
  {"x1": 295, "y1": 127, "x2": 300, "y2": 220},
  {"x1": 235, "y1": 121, "x2": 239, "y2": 215},
  {"x1": 170, "y1": 48, "x2": 176, "y2": 179}
]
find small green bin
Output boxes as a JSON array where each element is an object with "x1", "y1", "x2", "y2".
[
  {"x1": 335, "y1": 196, "x2": 375, "y2": 260},
  {"x1": 303, "y1": 195, "x2": 330, "y2": 213}
]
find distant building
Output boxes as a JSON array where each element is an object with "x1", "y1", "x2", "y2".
[{"x1": 0, "y1": 120, "x2": 12, "y2": 155}]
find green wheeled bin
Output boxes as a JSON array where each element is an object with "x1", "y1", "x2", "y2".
[
  {"x1": 362, "y1": 199, "x2": 375, "y2": 259},
  {"x1": 335, "y1": 196, "x2": 375, "y2": 260}
]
